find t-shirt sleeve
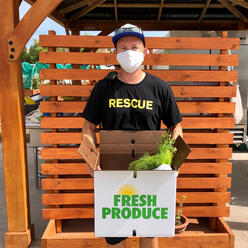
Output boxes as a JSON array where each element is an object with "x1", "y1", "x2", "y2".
[
  {"x1": 81, "y1": 82, "x2": 102, "y2": 125},
  {"x1": 161, "y1": 85, "x2": 182, "y2": 128}
]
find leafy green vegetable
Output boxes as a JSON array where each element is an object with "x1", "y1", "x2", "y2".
[{"x1": 128, "y1": 132, "x2": 176, "y2": 170}]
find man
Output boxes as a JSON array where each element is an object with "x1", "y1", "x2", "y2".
[{"x1": 81, "y1": 24, "x2": 183, "y2": 248}]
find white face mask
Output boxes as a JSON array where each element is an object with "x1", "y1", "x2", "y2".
[{"x1": 116, "y1": 50, "x2": 144, "y2": 74}]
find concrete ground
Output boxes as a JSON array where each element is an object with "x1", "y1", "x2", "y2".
[{"x1": 0, "y1": 142, "x2": 248, "y2": 248}]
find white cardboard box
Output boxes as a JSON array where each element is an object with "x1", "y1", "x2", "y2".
[{"x1": 94, "y1": 170, "x2": 178, "y2": 237}]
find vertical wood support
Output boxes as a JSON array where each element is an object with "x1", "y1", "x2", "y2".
[
  {"x1": 209, "y1": 31, "x2": 230, "y2": 231},
  {"x1": 0, "y1": 0, "x2": 33, "y2": 247},
  {"x1": 46, "y1": 30, "x2": 63, "y2": 233}
]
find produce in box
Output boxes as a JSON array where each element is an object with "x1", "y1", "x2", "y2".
[{"x1": 128, "y1": 132, "x2": 176, "y2": 170}]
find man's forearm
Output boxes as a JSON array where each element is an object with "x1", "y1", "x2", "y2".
[
  {"x1": 82, "y1": 120, "x2": 97, "y2": 146},
  {"x1": 169, "y1": 123, "x2": 183, "y2": 140}
]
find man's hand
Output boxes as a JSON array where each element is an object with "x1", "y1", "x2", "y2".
[
  {"x1": 169, "y1": 122, "x2": 183, "y2": 140},
  {"x1": 79, "y1": 120, "x2": 100, "y2": 177},
  {"x1": 82, "y1": 120, "x2": 97, "y2": 146},
  {"x1": 88, "y1": 165, "x2": 101, "y2": 178}
]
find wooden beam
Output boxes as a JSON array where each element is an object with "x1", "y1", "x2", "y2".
[
  {"x1": 96, "y1": 3, "x2": 225, "y2": 8},
  {"x1": 217, "y1": 0, "x2": 248, "y2": 23},
  {"x1": 78, "y1": 19, "x2": 247, "y2": 31},
  {"x1": 70, "y1": 0, "x2": 107, "y2": 20},
  {"x1": 114, "y1": 0, "x2": 118, "y2": 22},
  {"x1": 228, "y1": 0, "x2": 248, "y2": 9},
  {"x1": 8, "y1": 0, "x2": 63, "y2": 61},
  {"x1": 59, "y1": 0, "x2": 93, "y2": 14},
  {"x1": 0, "y1": 0, "x2": 33, "y2": 246},
  {"x1": 24, "y1": 0, "x2": 66, "y2": 27},
  {"x1": 157, "y1": 0, "x2": 165, "y2": 21},
  {"x1": 199, "y1": 0, "x2": 211, "y2": 23}
]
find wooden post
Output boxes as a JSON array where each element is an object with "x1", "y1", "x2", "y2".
[
  {"x1": 0, "y1": 0, "x2": 33, "y2": 247},
  {"x1": 46, "y1": 30, "x2": 63, "y2": 233},
  {"x1": 209, "y1": 31, "x2": 230, "y2": 231}
]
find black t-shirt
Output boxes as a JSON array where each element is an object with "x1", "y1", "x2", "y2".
[{"x1": 81, "y1": 72, "x2": 182, "y2": 130}]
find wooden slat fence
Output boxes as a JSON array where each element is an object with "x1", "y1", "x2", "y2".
[{"x1": 39, "y1": 33, "x2": 238, "y2": 226}]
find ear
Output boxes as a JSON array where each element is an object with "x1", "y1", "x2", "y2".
[{"x1": 144, "y1": 48, "x2": 148, "y2": 56}]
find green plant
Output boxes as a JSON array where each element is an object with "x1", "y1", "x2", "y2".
[
  {"x1": 32, "y1": 78, "x2": 41, "y2": 89},
  {"x1": 175, "y1": 195, "x2": 187, "y2": 225},
  {"x1": 22, "y1": 39, "x2": 47, "y2": 64},
  {"x1": 128, "y1": 131, "x2": 176, "y2": 170}
]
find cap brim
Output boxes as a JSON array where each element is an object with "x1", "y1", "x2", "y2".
[{"x1": 112, "y1": 31, "x2": 145, "y2": 46}]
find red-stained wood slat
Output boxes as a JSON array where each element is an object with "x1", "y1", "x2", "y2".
[
  {"x1": 41, "y1": 162, "x2": 232, "y2": 175},
  {"x1": 40, "y1": 101, "x2": 235, "y2": 114},
  {"x1": 40, "y1": 147, "x2": 232, "y2": 160},
  {"x1": 41, "y1": 132, "x2": 233, "y2": 145},
  {"x1": 40, "y1": 117, "x2": 235, "y2": 129},
  {"x1": 40, "y1": 52, "x2": 239, "y2": 66},
  {"x1": 40, "y1": 85, "x2": 236, "y2": 98},
  {"x1": 40, "y1": 69, "x2": 238, "y2": 82},
  {"x1": 39, "y1": 35, "x2": 240, "y2": 50}
]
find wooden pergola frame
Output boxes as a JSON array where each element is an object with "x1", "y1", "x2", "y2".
[{"x1": 0, "y1": 0, "x2": 247, "y2": 247}]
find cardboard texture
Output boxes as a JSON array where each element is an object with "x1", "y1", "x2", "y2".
[
  {"x1": 78, "y1": 135, "x2": 99, "y2": 170},
  {"x1": 92, "y1": 131, "x2": 191, "y2": 237},
  {"x1": 100, "y1": 131, "x2": 191, "y2": 170}
]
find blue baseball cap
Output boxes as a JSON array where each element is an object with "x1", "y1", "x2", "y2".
[{"x1": 112, "y1": 24, "x2": 145, "y2": 47}]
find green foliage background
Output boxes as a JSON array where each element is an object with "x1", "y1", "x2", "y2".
[{"x1": 22, "y1": 39, "x2": 47, "y2": 64}]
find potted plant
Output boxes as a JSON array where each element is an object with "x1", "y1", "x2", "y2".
[{"x1": 175, "y1": 195, "x2": 189, "y2": 234}]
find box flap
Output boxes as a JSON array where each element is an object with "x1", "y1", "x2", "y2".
[
  {"x1": 172, "y1": 135, "x2": 191, "y2": 170},
  {"x1": 78, "y1": 135, "x2": 99, "y2": 170},
  {"x1": 100, "y1": 131, "x2": 191, "y2": 171}
]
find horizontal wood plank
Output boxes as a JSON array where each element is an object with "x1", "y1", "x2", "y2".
[
  {"x1": 42, "y1": 178, "x2": 94, "y2": 190},
  {"x1": 43, "y1": 230, "x2": 231, "y2": 248},
  {"x1": 42, "y1": 193, "x2": 94, "y2": 205},
  {"x1": 39, "y1": 35, "x2": 240, "y2": 50},
  {"x1": 42, "y1": 206, "x2": 229, "y2": 219},
  {"x1": 42, "y1": 192, "x2": 230, "y2": 205},
  {"x1": 182, "y1": 206, "x2": 229, "y2": 217},
  {"x1": 41, "y1": 163, "x2": 89, "y2": 175},
  {"x1": 40, "y1": 85, "x2": 236, "y2": 98},
  {"x1": 181, "y1": 117, "x2": 234, "y2": 129},
  {"x1": 180, "y1": 163, "x2": 232, "y2": 174},
  {"x1": 40, "y1": 52, "x2": 239, "y2": 66},
  {"x1": 178, "y1": 102, "x2": 235, "y2": 114},
  {"x1": 41, "y1": 132, "x2": 233, "y2": 145},
  {"x1": 40, "y1": 101, "x2": 235, "y2": 114},
  {"x1": 41, "y1": 178, "x2": 231, "y2": 190},
  {"x1": 42, "y1": 207, "x2": 94, "y2": 220},
  {"x1": 177, "y1": 178, "x2": 231, "y2": 189},
  {"x1": 40, "y1": 69, "x2": 238, "y2": 82},
  {"x1": 40, "y1": 117, "x2": 235, "y2": 129},
  {"x1": 41, "y1": 162, "x2": 232, "y2": 175},
  {"x1": 40, "y1": 147, "x2": 232, "y2": 160}
]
